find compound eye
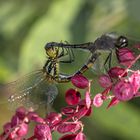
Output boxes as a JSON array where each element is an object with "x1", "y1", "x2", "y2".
[
  {"x1": 116, "y1": 36, "x2": 128, "y2": 48},
  {"x1": 45, "y1": 43, "x2": 52, "y2": 51}
]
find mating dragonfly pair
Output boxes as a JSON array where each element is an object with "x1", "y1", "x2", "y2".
[{"x1": 0, "y1": 32, "x2": 136, "y2": 110}]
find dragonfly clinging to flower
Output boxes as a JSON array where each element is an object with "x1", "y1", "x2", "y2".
[
  {"x1": 45, "y1": 32, "x2": 130, "y2": 77},
  {"x1": 1, "y1": 32, "x2": 139, "y2": 110}
]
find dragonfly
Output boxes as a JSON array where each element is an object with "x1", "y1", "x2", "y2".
[
  {"x1": 1, "y1": 32, "x2": 139, "y2": 110},
  {"x1": 45, "y1": 32, "x2": 130, "y2": 77},
  {"x1": 47, "y1": 32, "x2": 140, "y2": 78},
  {"x1": 1, "y1": 44, "x2": 74, "y2": 110}
]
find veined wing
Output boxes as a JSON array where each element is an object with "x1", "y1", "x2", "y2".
[
  {"x1": 0, "y1": 70, "x2": 58, "y2": 110},
  {"x1": 91, "y1": 48, "x2": 118, "y2": 74}
]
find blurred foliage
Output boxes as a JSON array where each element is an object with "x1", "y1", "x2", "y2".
[{"x1": 0, "y1": 0, "x2": 140, "y2": 139}]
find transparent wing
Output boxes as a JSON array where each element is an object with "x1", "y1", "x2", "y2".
[
  {"x1": 90, "y1": 49, "x2": 118, "y2": 74},
  {"x1": 0, "y1": 70, "x2": 58, "y2": 110}
]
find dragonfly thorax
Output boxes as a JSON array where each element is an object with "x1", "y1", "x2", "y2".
[
  {"x1": 43, "y1": 58, "x2": 59, "y2": 79},
  {"x1": 105, "y1": 33, "x2": 128, "y2": 48},
  {"x1": 91, "y1": 33, "x2": 128, "y2": 53},
  {"x1": 91, "y1": 34, "x2": 117, "y2": 52}
]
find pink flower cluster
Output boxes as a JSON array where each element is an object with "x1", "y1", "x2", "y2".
[
  {"x1": 94, "y1": 47, "x2": 140, "y2": 108},
  {"x1": 1, "y1": 44, "x2": 140, "y2": 140},
  {"x1": 0, "y1": 75, "x2": 92, "y2": 140}
]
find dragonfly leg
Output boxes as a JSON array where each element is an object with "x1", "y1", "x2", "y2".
[
  {"x1": 64, "y1": 41, "x2": 75, "y2": 62},
  {"x1": 58, "y1": 46, "x2": 66, "y2": 58},
  {"x1": 59, "y1": 48, "x2": 74, "y2": 63},
  {"x1": 53, "y1": 61, "x2": 59, "y2": 77},
  {"x1": 103, "y1": 51, "x2": 112, "y2": 71},
  {"x1": 43, "y1": 59, "x2": 51, "y2": 72}
]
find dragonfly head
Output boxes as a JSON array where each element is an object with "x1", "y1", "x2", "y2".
[
  {"x1": 115, "y1": 35, "x2": 128, "y2": 48},
  {"x1": 106, "y1": 32, "x2": 128, "y2": 48},
  {"x1": 45, "y1": 42, "x2": 59, "y2": 58}
]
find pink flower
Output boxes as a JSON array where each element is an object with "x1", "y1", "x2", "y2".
[
  {"x1": 93, "y1": 93, "x2": 104, "y2": 107},
  {"x1": 75, "y1": 106, "x2": 89, "y2": 119},
  {"x1": 75, "y1": 132, "x2": 86, "y2": 140},
  {"x1": 34, "y1": 124, "x2": 52, "y2": 140},
  {"x1": 85, "y1": 91, "x2": 91, "y2": 109},
  {"x1": 113, "y1": 80, "x2": 134, "y2": 101},
  {"x1": 4, "y1": 122, "x2": 28, "y2": 139},
  {"x1": 61, "y1": 106, "x2": 76, "y2": 116},
  {"x1": 107, "y1": 97, "x2": 120, "y2": 109},
  {"x1": 45, "y1": 112, "x2": 62, "y2": 126},
  {"x1": 108, "y1": 66, "x2": 127, "y2": 78},
  {"x1": 116, "y1": 48, "x2": 135, "y2": 66},
  {"x1": 85, "y1": 106, "x2": 92, "y2": 116},
  {"x1": 9, "y1": 131, "x2": 18, "y2": 139},
  {"x1": 59, "y1": 132, "x2": 86, "y2": 140},
  {"x1": 11, "y1": 115, "x2": 20, "y2": 127},
  {"x1": 129, "y1": 71, "x2": 140, "y2": 94},
  {"x1": 57, "y1": 122, "x2": 81, "y2": 133},
  {"x1": 28, "y1": 112, "x2": 44, "y2": 123},
  {"x1": 16, "y1": 107, "x2": 26, "y2": 120},
  {"x1": 59, "y1": 134, "x2": 77, "y2": 140},
  {"x1": 65, "y1": 89, "x2": 81, "y2": 105},
  {"x1": 71, "y1": 75, "x2": 89, "y2": 89},
  {"x1": 98, "y1": 75, "x2": 112, "y2": 88},
  {"x1": 16, "y1": 123, "x2": 28, "y2": 137},
  {"x1": 3, "y1": 122, "x2": 11, "y2": 133}
]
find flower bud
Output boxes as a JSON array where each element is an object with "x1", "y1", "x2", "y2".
[
  {"x1": 116, "y1": 48, "x2": 135, "y2": 66},
  {"x1": 99, "y1": 75, "x2": 112, "y2": 88},
  {"x1": 65, "y1": 89, "x2": 81, "y2": 105},
  {"x1": 93, "y1": 93, "x2": 103, "y2": 107},
  {"x1": 108, "y1": 66, "x2": 127, "y2": 78},
  {"x1": 71, "y1": 75, "x2": 89, "y2": 89},
  {"x1": 113, "y1": 80, "x2": 134, "y2": 101}
]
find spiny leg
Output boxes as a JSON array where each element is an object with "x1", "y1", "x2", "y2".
[
  {"x1": 103, "y1": 51, "x2": 112, "y2": 71},
  {"x1": 58, "y1": 41, "x2": 74, "y2": 63},
  {"x1": 64, "y1": 41, "x2": 75, "y2": 62},
  {"x1": 69, "y1": 48, "x2": 75, "y2": 62},
  {"x1": 52, "y1": 61, "x2": 59, "y2": 78},
  {"x1": 58, "y1": 47, "x2": 68, "y2": 59},
  {"x1": 55, "y1": 42, "x2": 74, "y2": 63},
  {"x1": 59, "y1": 48, "x2": 74, "y2": 63},
  {"x1": 43, "y1": 58, "x2": 51, "y2": 72}
]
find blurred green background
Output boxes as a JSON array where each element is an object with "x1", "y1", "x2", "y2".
[{"x1": 0, "y1": 0, "x2": 140, "y2": 139}]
